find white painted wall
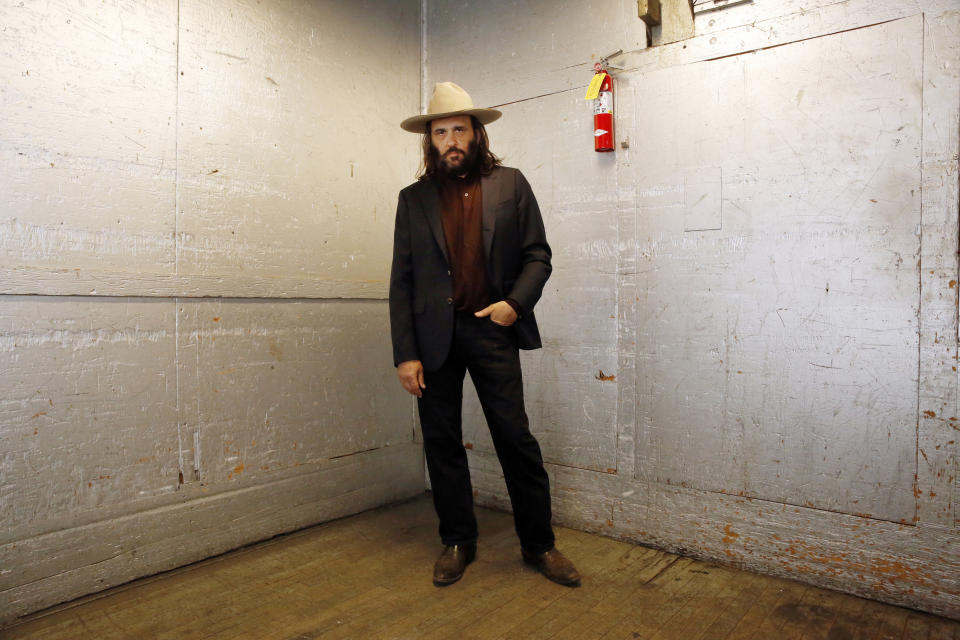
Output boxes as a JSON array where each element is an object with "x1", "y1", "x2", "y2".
[
  {"x1": 0, "y1": 0, "x2": 423, "y2": 624},
  {"x1": 427, "y1": 0, "x2": 959, "y2": 619},
  {"x1": 2, "y1": 0, "x2": 957, "y2": 626}
]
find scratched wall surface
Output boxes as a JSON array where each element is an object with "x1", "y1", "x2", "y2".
[
  {"x1": 0, "y1": 297, "x2": 180, "y2": 528},
  {"x1": 175, "y1": 0, "x2": 416, "y2": 292},
  {"x1": 632, "y1": 17, "x2": 922, "y2": 523},
  {"x1": 428, "y1": 0, "x2": 959, "y2": 618},
  {"x1": 176, "y1": 299, "x2": 410, "y2": 486},
  {"x1": 0, "y1": 0, "x2": 179, "y2": 278},
  {"x1": 0, "y1": 0, "x2": 422, "y2": 625}
]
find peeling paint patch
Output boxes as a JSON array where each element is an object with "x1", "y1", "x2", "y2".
[
  {"x1": 595, "y1": 369, "x2": 615, "y2": 382},
  {"x1": 722, "y1": 524, "x2": 740, "y2": 543}
]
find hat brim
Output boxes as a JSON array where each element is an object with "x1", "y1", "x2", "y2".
[{"x1": 400, "y1": 107, "x2": 502, "y2": 133}]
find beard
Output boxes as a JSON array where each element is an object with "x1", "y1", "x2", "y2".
[{"x1": 438, "y1": 139, "x2": 479, "y2": 176}]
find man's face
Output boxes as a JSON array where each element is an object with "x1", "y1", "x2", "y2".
[{"x1": 430, "y1": 115, "x2": 477, "y2": 176}]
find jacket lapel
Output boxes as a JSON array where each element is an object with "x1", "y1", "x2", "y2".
[
  {"x1": 418, "y1": 181, "x2": 449, "y2": 265},
  {"x1": 480, "y1": 169, "x2": 501, "y2": 261}
]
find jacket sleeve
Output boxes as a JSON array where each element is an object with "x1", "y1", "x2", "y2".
[
  {"x1": 505, "y1": 169, "x2": 552, "y2": 316},
  {"x1": 389, "y1": 189, "x2": 420, "y2": 366}
]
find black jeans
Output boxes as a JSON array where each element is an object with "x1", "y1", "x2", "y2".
[{"x1": 417, "y1": 311, "x2": 555, "y2": 554}]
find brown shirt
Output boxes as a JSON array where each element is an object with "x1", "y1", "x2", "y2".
[{"x1": 438, "y1": 174, "x2": 490, "y2": 313}]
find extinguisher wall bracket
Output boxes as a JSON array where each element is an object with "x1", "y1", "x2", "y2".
[{"x1": 598, "y1": 48, "x2": 625, "y2": 72}]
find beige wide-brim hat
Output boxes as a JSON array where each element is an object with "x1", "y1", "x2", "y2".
[{"x1": 400, "y1": 82, "x2": 502, "y2": 133}]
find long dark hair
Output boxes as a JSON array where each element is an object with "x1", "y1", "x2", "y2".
[{"x1": 417, "y1": 115, "x2": 502, "y2": 181}]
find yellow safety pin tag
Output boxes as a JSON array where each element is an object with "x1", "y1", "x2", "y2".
[{"x1": 584, "y1": 72, "x2": 607, "y2": 100}]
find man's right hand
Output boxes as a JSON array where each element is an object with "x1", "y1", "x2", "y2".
[{"x1": 397, "y1": 360, "x2": 426, "y2": 398}]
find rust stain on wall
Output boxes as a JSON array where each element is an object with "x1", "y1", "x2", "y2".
[
  {"x1": 268, "y1": 339, "x2": 283, "y2": 361},
  {"x1": 722, "y1": 524, "x2": 740, "y2": 543},
  {"x1": 595, "y1": 369, "x2": 615, "y2": 382},
  {"x1": 775, "y1": 537, "x2": 953, "y2": 596}
]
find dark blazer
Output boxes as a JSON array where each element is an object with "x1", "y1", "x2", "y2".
[{"x1": 389, "y1": 166, "x2": 552, "y2": 371}]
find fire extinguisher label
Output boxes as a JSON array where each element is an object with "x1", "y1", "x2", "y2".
[
  {"x1": 594, "y1": 91, "x2": 612, "y2": 115},
  {"x1": 584, "y1": 72, "x2": 607, "y2": 101}
]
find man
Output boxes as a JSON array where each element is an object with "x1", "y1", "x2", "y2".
[{"x1": 390, "y1": 82, "x2": 580, "y2": 588}]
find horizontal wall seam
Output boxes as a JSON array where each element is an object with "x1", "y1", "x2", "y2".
[
  {"x1": 0, "y1": 444, "x2": 417, "y2": 548},
  {"x1": 698, "y1": 16, "x2": 905, "y2": 64},
  {"x1": 0, "y1": 293, "x2": 388, "y2": 302}
]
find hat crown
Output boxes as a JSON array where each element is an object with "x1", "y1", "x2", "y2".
[
  {"x1": 427, "y1": 82, "x2": 475, "y2": 116},
  {"x1": 399, "y1": 81, "x2": 501, "y2": 132}
]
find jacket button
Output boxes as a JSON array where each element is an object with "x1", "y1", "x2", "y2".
[
  {"x1": 446, "y1": 297, "x2": 453, "y2": 305},
  {"x1": 447, "y1": 270, "x2": 451, "y2": 276}
]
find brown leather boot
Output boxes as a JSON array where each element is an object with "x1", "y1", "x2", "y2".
[
  {"x1": 433, "y1": 543, "x2": 476, "y2": 586},
  {"x1": 522, "y1": 547, "x2": 581, "y2": 587}
]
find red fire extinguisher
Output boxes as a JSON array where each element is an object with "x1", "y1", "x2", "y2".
[{"x1": 593, "y1": 66, "x2": 613, "y2": 152}]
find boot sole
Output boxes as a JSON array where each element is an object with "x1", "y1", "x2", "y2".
[{"x1": 432, "y1": 574, "x2": 463, "y2": 587}]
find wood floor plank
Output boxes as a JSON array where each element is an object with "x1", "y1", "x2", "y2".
[
  {"x1": 874, "y1": 600, "x2": 911, "y2": 640},
  {"x1": 902, "y1": 611, "x2": 932, "y2": 640},
  {"x1": 640, "y1": 559, "x2": 747, "y2": 640},
  {"x1": 374, "y1": 526, "x2": 537, "y2": 639},
  {"x1": 926, "y1": 610, "x2": 960, "y2": 640},
  {"x1": 505, "y1": 545, "x2": 676, "y2": 640},
  {"x1": 546, "y1": 548, "x2": 678, "y2": 640},
  {"x1": 692, "y1": 564, "x2": 779, "y2": 640},
  {"x1": 510, "y1": 547, "x2": 673, "y2": 640},
  {"x1": 453, "y1": 528, "x2": 605, "y2": 640},
  {"x1": 595, "y1": 557, "x2": 714, "y2": 640},
  {"x1": 2, "y1": 496, "x2": 958, "y2": 640},
  {"x1": 717, "y1": 571, "x2": 810, "y2": 640},
  {"x1": 818, "y1": 591, "x2": 877, "y2": 640},
  {"x1": 785, "y1": 586, "x2": 845, "y2": 640},
  {"x1": 646, "y1": 563, "x2": 745, "y2": 640}
]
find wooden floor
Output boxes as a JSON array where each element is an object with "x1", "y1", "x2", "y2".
[{"x1": 3, "y1": 496, "x2": 957, "y2": 640}]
